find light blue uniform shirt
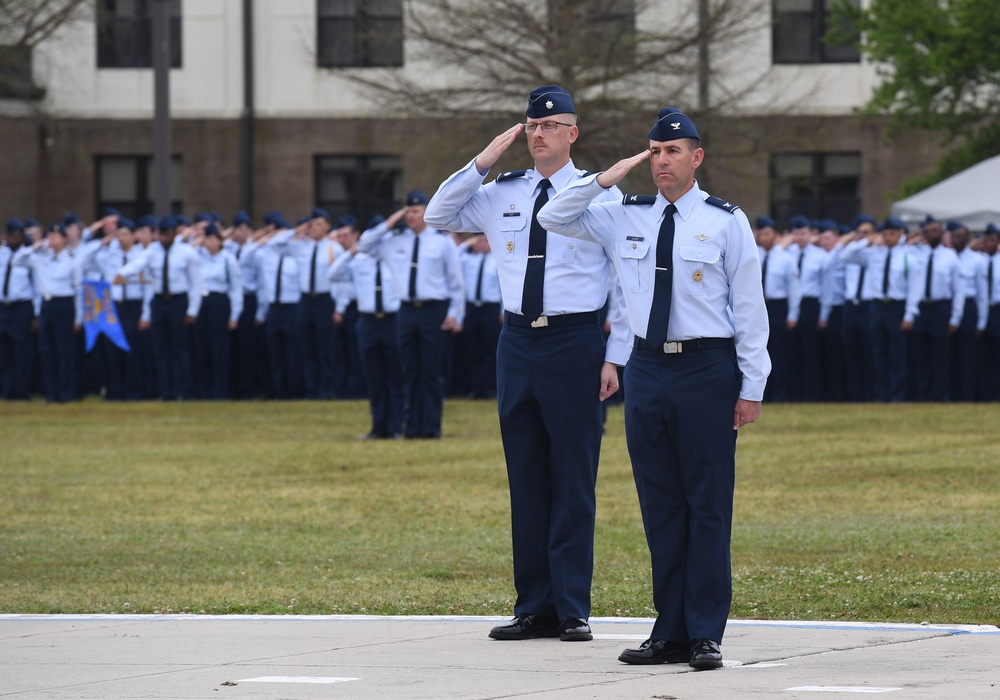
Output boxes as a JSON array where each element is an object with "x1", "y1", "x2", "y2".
[
  {"x1": 424, "y1": 157, "x2": 627, "y2": 363},
  {"x1": 13, "y1": 245, "x2": 82, "y2": 323},
  {"x1": 956, "y1": 247, "x2": 989, "y2": 330},
  {"x1": 251, "y1": 243, "x2": 301, "y2": 322},
  {"x1": 117, "y1": 241, "x2": 203, "y2": 322},
  {"x1": 905, "y1": 243, "x2": 964, "y2": 326},
  {"x1": 798, "y1": 244, "x2": 826, "y2": 299},
  {"x1": 759, "y1": 245, "x2": 801, "y2": 323},
  {"x1": 820, "y1": 248, "x2": 846, "y2": 323},
  {"x1": 537, "y1": 178, "x2": 771, "y2": 401},
  {"x1": 460, "y1": 248, "x2": 502, "y2": 305},
  {"x1": 224, "y1": 240, "x2": 261, "y2": 294},
  {"x1": 328, "y1": 250, "x2": 401, "y2": 315},
  {"x1": 267, "y1": 230, "x2": 344, "y2": 296},
  {"x1": 78, "y1": 240, "x2": 148, "y2": 303},
  {"x1": 357, "y1": 223, "x2": 465, "y2": 325},
  {"x1": 840, "y1": 239, "x2": 916, "y2": 303},
  {"x1": 0, "y1": 245, "x2": 36, "y2": 302},
  {"x1": 199, "y1": 248, "x2": 243, "y2": 323}
]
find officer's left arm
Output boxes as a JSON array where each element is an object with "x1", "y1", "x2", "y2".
[
  {"x1": 536, "y1": 176, "x2": 618, "y2": 248},
  {"x1": 227, "y1": 254, "x2": 243, "y2": 324},
  {"x1": 724, "y1": 211, "x2": 771, "y2": 403},
  {"x1": 605, "y1": 275, "x2": 632, "y2": 367},
  {"x1": 442, "y1": 237, "x2": 466, "y2": 329},
  {"x1": 185, "y1": 247, "x2": 203, "y2": 322}
]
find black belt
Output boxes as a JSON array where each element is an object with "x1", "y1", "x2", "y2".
[
  {"x1": 633, "y1": 336, "x2": 733, "y2": 355},
  {"x1": 401, "y1": 299, "x2": 447, "y2": 309},
  {"x1": 42, "y1": 295, "x2": 74, "y2": 302},
  {"x1": 504, "y1": 310, "x2": 598, "y2": 329},
  {"x1": 362, "y1": 311, "x2": 397, "y2": 319},
  {"x1": 1, "y1": 299, "x2": 32, "y2": 307},
  {"x1": 881, "y1": 298, "x2": 905, "y2": 304},
  {"x1": 919, "y1": 299, "x2": 950, "y2": 307},
  {"x1": 155, "y1": 292, "x2": 187, "y2": 300}
]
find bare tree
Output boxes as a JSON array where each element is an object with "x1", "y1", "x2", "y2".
[{"x1": 0, "y1": 0, "x2": 91, "y2": 99}]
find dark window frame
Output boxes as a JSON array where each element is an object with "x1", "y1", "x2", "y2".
[
  {"x1": 94, "y1": 155, "x2": 184, "y2": 220},
  {"x1": 769, "y1": 152, "x2": 861, "y2": 226},
  {"x1": 314, "y1": 154, "x2": 403, "y2": 226},
  {"x1": 316, "y1": 0, "x2": 404, "y2": 68},
  {"x1": 772, "y1": 0, "x2": 859, "y2": 65},
  {"x1": 0, "y1": 44, "x2": 45, "y2": 100},
  {"x1": 97, "y1": 0, "x2": 182, "y2": 69}
]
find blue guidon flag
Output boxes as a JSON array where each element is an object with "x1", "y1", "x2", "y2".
[{"x1": 82, "y1": 279, "x2": 131, "y2": 352}]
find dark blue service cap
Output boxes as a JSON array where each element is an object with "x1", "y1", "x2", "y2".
[
  {"x1": 24, "y1": 217, "x2": 40, "y2": 228},
  {"x1": 648, "y1": 107, "x2": 700, "y2": 142},
  {"x1": 787, "y1": 215, "x2": 811, "y2": 230},
  {"x1": 526, "y1": 84, "x2": 575, "y2": 118},
  {"x1": 46, "y1": 222, "x2": 66, "y2": 235},
  {"x1": 204, "y1": 223, "x2": 221, "y2": 237},
  {"x1": 5, "y1": 218, "x2": 25, "y2": 233},
  {"x1": 756, "y1": 215, "x2": 777, "y2": 229},
  {"x1": 117, "y1": 216, "x2": 135, "y2": 231},
  {"x1": 175, "y1": 214, "x2": 192, "y2": 226},
  {"x1": 63, "y1": 212, "x2": 82, "y2": 226},
  {"x1": 194, "y1": 212, "x2": 212, "y2": 223},
  {"x1": 137, "y1": 214, "x2": 159, "y2": 229},
  {"x1": 986, "y1": 223, "x2": 1000, "y2": 234},
  {"x1": 852, "y1": 213, "x2": 876, "y2": 228},
  {"x1": 232, "y1": 210, "x2": 252, "y2": 227},
  {"x1": 368, "y1": 213, "x2": 386, "y2": 228},
  {"x1": 159, "y1": 214, "x2": 178, "y2": 230},
  {"x1": 103, "y1": 206, "x2": 121, "y2": 218},
  {"x1": 945, "y1": 220, "x2": 967, "y2": 232},
  {"x1": 311, "y1": 207, "x2": 331, "y2": 221},
  {"x1": 922, "y1": 214, "x2": 937, "y2": 225},
  {"x1": 405, "y1": 190, "x2": 429, "y2": 206},
  {"x1": 336, "y1": 214, "x2": 358, "y2": 229},
  {"x1": 296, "y1": 216, "x2": 311, "y2": 226},
  {"x1": 817, "y1": 219, "x2": 840, "y2": 232},
  {"x1": 879, "y1": 217, "x2": 906, "y2": 231},
  {"x1": 839, "y1": 224, "x2": 851, "y2": 235}
]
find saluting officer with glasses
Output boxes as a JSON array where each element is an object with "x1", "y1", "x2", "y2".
[
  {"x1": 425, "y1": 85, "x2": 629, "y2": 644},
  {"x1": 538, "y1": 107, "x2": 770, "y2": 670}
]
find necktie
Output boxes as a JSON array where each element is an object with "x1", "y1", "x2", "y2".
[
  {"x1": 989, "y1": 259, "x2": 994, "y2": 302},
  {"x1": 760, "y1": 251, "x2": 768, "y2": 298},
  {"x1": 309, "y1": 242, "x2": 318, "y2": 294},
  {"x1": 2, "y1": 255, "x2": 12, "y2": 300},
  {"x1": 162, "y1": 246, "x2": 171, "y2": 295},
  {"x1": 882, "y1": 249, "x2": 892, "y2": 297},
  {"x1": 475, "y1": 255, "x2": 485, "y2": 303},
  {"x1": 924, "y1": 249, "x2": 934, "y2": 300},
  {"x1": 408, "y1": 235, "x2": 420, "y2": 301},
  {"x1": 375, "y1": 262, "x2": 384, "y2": 315},
  {"x1": 122, "y1": 251, "x2": 128, "y2": 302},
  {"x1": 521, "y1": 178, "x2": 551, "y2": 321},
  {"x1": 646, "y1": 203, "x2": 678, "y2": 347},
  {"x1": 855, "y1": 264, "x2": 866, "y2": 302},
  {"x1": 275, "y1": 255, "x2": 284, "y2": 302},
  {"x1": 236, "y1": 246, "x2": 242, "y2": 261},
  {"x1": 798, "y1": 249, "x2": 804, "y2": 273}
]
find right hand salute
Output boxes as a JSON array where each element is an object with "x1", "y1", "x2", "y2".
[
  {"x1": 595, "y1": 149, "x2": 651, "y2": 189},
  {"x1": 474, "y1": 123, "x2": 524, "y2": 173}
]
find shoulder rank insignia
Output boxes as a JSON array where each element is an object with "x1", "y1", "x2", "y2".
[
  {"x1": 622, "y1": 194, "x2": 657, "y2": 205},
  {"x1": 496, "y1": 170, "x2": 530, "y2": 182},
  {"x1": 705, "y1": 195, "x2": 740, "y2": 214}
]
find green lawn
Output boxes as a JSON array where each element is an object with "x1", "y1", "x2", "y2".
[{"x1": 1, "y1": 400, "x2": 997, "y2": 625}]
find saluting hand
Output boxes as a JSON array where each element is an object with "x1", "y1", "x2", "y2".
[
  {"x1": 596, "y1": 150, "x2": 652, "y2": 189},
  {"x1": 474, "y1": 123, "x2": 524, "y2": 173}
]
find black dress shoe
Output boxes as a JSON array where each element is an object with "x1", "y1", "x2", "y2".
[
  {"x1": 689, "y1": 638, "x2": 723, "y2": 670},
  {"x1": 618, "y1": 639, "x2": 690, "y2": 665},
  {"x1": 559, "y1": 618, "x2": 592, "y2": 641},
  {"x1": 488, "y1": 614, "x2": 561, "y2": 640}
]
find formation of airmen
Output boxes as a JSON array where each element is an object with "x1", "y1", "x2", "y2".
[
  {"x1": 756, "y1": 213, "x2": 1000, "y2": 403},
  {"x1": 3, "y1": 205, "x2": 998, "y2": 418}
]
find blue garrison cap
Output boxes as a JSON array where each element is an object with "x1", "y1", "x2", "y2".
[
  {"x1": 311, "y1": 207, "x2": 331, "y2": 221},
  {"x1": 336, "y1": 214, "x2": 358, "y2": 229},
  {"x1": 756, "y1": 215, "x2": 777, "y2": 229},
  {"x1": 159, "y1": 214, "x2": 178, "y2": 230},
  {"x1": 63, "y1": 212, "x2": 82, "y2": 226},
  {"x1": 852, "y1": 214, "x2": 876, "y2": 228},
  {"x1": 117, "y1": 217, "x2": 135, "y2": 231},
  {"x1": 526, "y1": 85, "x2": 575, "y2": 118},
  {"x1": 46, "y1": 222, "x2": 66, "y2": 235},
  {"x1": 368, "y1": 214, "x2": 386, "y2": 229},
  {"x1": 6, "y1": 218, "x2": 25, "y2": 233},
  {"x1": 103, "y1": 206, "x2": 121, "y2": 218},
  {"x1": 945, "y1": 220, "x2": 967, "y2": 232},
  {"x1": 204, "y1": 223, "x2": 221, "y2": 237},
  {"x1": 839, "y1": 224, "x2": 851, "y2": 235},
  {"x1": 922, "y1": 214, "x2": 937, "y2": 225},
  {"x1": 296, "y1": 216, "x2": 312, "y2": 227},
  {"x1": 406, "y1": 190, "x2": 429, "y2": 207},
  {"x1": 649, "y1": 107, "x2": 699, "y2": 142},
  {"x1": 817, "y1": 219, "x2": 839, "y2": 232},
  {"x1": 137, "y1": 214, "x2": 159, "y2": 229},
  {"x1": 175, "y1": 214, "x2": 191, "y2": 226},
  {"x1": 194, "y1": 212, "x2": 211, "y2": 223},
  {"x1": 232, "y1": 210, "x2": 252, "y2": 227},
  {"x1": 787, "y1": 215, "x2": 810, "y2": 230},
  {"x1": 263, "y1": 211, "x2": 282, "y2": 226},
  {"x1": 986, "y1": 223, "x2": 999, "y2": 235},
  {"x1": 24, "y1": 217, "x2": 40, "y2": 228},
  {"x1": 879, "y1": 217, "x2": 906, "y2": 231}
]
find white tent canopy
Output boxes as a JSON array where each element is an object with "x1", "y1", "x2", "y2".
[{"x1": 890, "y1": 154, "x2": 1000, "y2": 230}]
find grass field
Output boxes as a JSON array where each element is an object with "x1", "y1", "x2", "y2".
[{"x1": 1, "y1": 399, "x2": 998, "y2": 625}]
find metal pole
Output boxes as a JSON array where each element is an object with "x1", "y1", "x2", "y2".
[
  {"x1": 240, "y1": 0, "x2": 255, "y2": 215},
  {"x1": 152, "y1": 0, "x2": 172, "y2": 215},
  {"x1": 697, "y1": 0, "x2": 710, "y2": 111}
]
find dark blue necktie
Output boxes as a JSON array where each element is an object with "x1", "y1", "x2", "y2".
[
  {"x1": 375, "y1": 263, "x2": 384, "y2": 315},
  {"x1": 646, "y1": 204, "x2": 678, "y2": 347},
  {"x1": 408, "y1": 236, "x2": 420, "y2": 301},
  {"x1": 521, "y1": 178, "x2": 551, "y2": 321}
]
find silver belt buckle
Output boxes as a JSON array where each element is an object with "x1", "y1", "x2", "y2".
[
  {"x1": 663, "y1": 341, "x2": 681, "y2": 354},
  {"x1": 530, "y1": 315, "x2": 549, "y2": 328}
]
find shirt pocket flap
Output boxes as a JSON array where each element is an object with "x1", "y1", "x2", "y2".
[
  {"x1": 619, "y1": 239, "x2": 651, "y2": 259},
  {"x1": 497, "y1": 215, "x2": 527, "y2": 232},
  {"x1": 679, "y1": 244, "x2": 720, "y2": 265}
]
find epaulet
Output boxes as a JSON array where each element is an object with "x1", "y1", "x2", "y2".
[
  {"x1": 705, "y1": 195, "x2": 740, "y2": 214},
  {"x1": 496, "y1": 170, "x2": 530, "y2": 182},
  {"x1": 622, "y1": 194, "x2": 657, "y2": 205}
]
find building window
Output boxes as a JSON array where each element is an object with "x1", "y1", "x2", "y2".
[
  {"x1": 0, "y1": 45, "x2": 45, "y2": 100},
  {"x1": 95, "y1": 156, "x2": 183, "y2": 219},
  {"x1": 97, "y1": 0, "x2": 182, "y2": 69},
  {"x1": 772, "y1": 0, "x2": 859, "y2": 64},
  {"x1": 770, "y1": 153, "x2": 860, "y2": 226},
  {"x1": 548, "y1": 0, "x2": 635, "y2": 63},
  {"x1": 317, "y1": 0, "x2": 403, "y2": 68},
  {"x1": 315, "y1": 155, "x2": 402, "y2": 226}
]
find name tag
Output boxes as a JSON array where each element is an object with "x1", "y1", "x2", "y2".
[
  {"x1": 626, "y1": 236, "x2": 644, "y2": 241},
  {"x1": 503, "y1": 212, "x2": 521, "y2": 217}
]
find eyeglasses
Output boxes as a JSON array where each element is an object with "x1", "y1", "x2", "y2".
[{"x1": 524, "y1": 121, "x2": 574, "y2": 133}]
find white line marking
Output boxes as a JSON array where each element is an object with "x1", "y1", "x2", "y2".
[
  {"x1": 239, "y1": 676, "x2": 360, "y2": 685},
  {"x1": 785, "y1": 687, "x2": 903, "y2": 694},
  {"x1": 741, "y1": 662, "x2": 788, "y2": 668}
]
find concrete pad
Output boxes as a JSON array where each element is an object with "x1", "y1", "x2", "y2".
[{"x1": 0, "y1": 615, "x2": 997, "y2": 699}]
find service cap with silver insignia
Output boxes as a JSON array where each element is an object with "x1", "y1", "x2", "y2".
[
  {"x1": 506, "y1": 241, "x2": 514, "y2": 253},
  {"x1": 693, "y1": 270, "x2": 704, "y2": 282}
]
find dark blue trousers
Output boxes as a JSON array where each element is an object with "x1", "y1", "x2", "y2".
[
  {"x1": 298, "y1": 294, "x2": 335, "y2": 399},
  {"x1": 336, "y1": 301, "x2": 367, "y2": 399},
  {"x1": 150, "y1": 293, "x2": 191, "y2": 400},
  {"x1": 266, "y1": 302, "x2": 302, "y2": 399},
  {"x1": 357, "y1": 312, "x2": 403, "y2": 437},
  {"x1": 103, "y1": 299, "x2": 144, "y2": 400},
  {"x1": 763, "y1": 299, "x2": 789, "y2": 402},
  {"x1": 869, "y1": 300, "x2": 908, "y2": 402},
  {"x1": 950, "y1": 298, "x2": 978, "y2": 402},
  {"x1": 0, "y1": 300, "x2": 35, "y2": 400},
  {"x1": 624, "y1": 344, "x2": 740, "y2": 646},
  {"x1": 232, "y1": 293, "x2": 267, "y2": 399},
  {"x1": 464, "y1": 301, "x2": 501, "y2": 398},
  {"x1": 497, "y1": 317, "x2": 605, "y2": 622},
  {"x1": 195, "y1": 292, "x2": 233, "y2": 399},
  {"x1": 397, "y1": 300, "x2": 449, "y2": 438},
  {"x1": 794, "y1": 296, "x2": 821, "y2": 401},
  {"x1": 983, "y1": 305, "x2": 1000, "y2": 401},
  {"x1": 38, "y1": 297, "x2": 76, "y2": 402},
  {"x1": 912, "y1": 300, "x2": 952, "y2": 401},
  {"x1": 842, "y1": 300, "x2": 873, "y2": 401}
]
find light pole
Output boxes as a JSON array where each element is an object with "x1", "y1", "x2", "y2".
[{"x1": 152, "y1": 0, "x2": 172, "y2": 216}]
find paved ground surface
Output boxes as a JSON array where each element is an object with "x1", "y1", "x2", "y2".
[{"x1": 1, "y1": 614, "x2": 998, "y2": 699}]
